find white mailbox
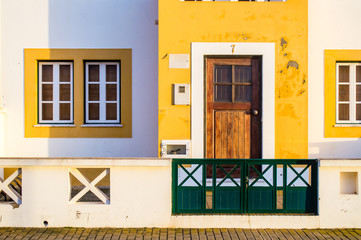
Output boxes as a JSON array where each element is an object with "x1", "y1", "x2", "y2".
[
  {"x1": 173, "y1": 84, "x2": 190, "y2": 105},
  {"x1": 161, "y1": 140, "x2": 191, "y2": 158}
]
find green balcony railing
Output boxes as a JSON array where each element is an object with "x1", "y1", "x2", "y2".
[{"x1": 172, "y1": 159, "x2": 318, "y2": 214}]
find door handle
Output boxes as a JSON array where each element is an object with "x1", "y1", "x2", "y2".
[{"x1": 246, "y1": 110, "x2": 258, "y2": 116}]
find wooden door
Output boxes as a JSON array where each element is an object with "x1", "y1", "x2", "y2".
[{"x1": 206, "y1": 58, "x2": 262, "y2": 159}]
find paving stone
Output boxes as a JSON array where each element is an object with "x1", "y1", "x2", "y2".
[{"x1": 0, "y1": 228, "x2": 360, "y2": 239}]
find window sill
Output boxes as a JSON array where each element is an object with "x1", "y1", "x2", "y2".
[
  {"x1": 34, "y1": 124, "x2": 76, "y2": 127},
  {"x1": 334, "y1": 124, "x2": 361, "y2": 127},
  {"x1": 81, "y1": 124, "x2": 123, "y2": 128}
]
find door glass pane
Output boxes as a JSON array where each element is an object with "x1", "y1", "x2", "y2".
[
  {"x1": 234, "y1": 66, "x2": 251, "y2": 83},
  {"x1": 42, "y1": 84, "x2": 53, "y2": 101},
  {"x1": 357, "y1": 66, "x2": 361, "y2": 83},
  {"x1": 59, "y1": 103, "x2": 70, "y2": 120},
  {"x1": 357, "y1": 85, "x2": 361, "y2": 101},
  {"x1": 106, "y1": 84, "x2": 117, "y2": 101},
  {"x1": 338, "y1": 85, "x2": 349, "y2": 101},
  {"x1": 42, "y1": 103, "x2": 53, "y2": 120},
  {"x1": 235, "y1": 86, "x2": 252, "y2": 102},
  {"x1": 215, "y1": 65, "x2": 232, "y2": 83},
  {"x1": 42, "y1": 65, "x2": 53, "y2": 82},
  {"x1": 60, "y1": 65, "x2": 71, "y2": 82},
  {"x1": 339, "y1": 66, "x2": 350, "y2": 83},
  {"x1": 89, "y1": 103, "x2": 99, "y2": 120},
  {"x1": 106, "y1": 103, "x2": 117, "y2": 120},
  {"x1": 88, "y1": 84, "x2": 99, "y2": 101},
  {"x1": 88, "y1": 65, "x2": 99, "y2": 82},
  {"x1": 339, "y1": 104, "x2": 349, "y2": 121},
  {"x1": 59, "y1": 84, "x2": 70, "y2": 101},
  {"x1": 106, "y1": 65, "x2": 117, "y2": 82},
  {"x1": 214, "y1": 85, "x2": 232, "y2": 102},
  {"x1": 357, "y1": 104, "x2": 361, "y2": 121}
]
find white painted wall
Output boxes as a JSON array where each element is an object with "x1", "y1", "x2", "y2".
[
  {"x1": 0, "y1": 0, "x2": 158, "y2": 157},
  {"x1": 319, "y1": 160, "x2": 361, "y2": 228},
  {"x1": 308, "y1": 0, "x2": 361, "y2": 158},
  {"x1": 0, "y1": 158, "x2": 360, "y2": 228}
]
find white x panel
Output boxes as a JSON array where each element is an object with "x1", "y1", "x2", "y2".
[
  {"x1": 69, "y1": 168, "x2": 110, "y2": 204},
  {"x1": 0, "y1": 168, "x2": 22, "y2": 204}
]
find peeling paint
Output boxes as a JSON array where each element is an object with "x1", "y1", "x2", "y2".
[
  {"x1": 278, "y1": 104, "x2": 298, "y2": 119},
  {"x1": 298, "y1": 89, "x2": 305, "y2": 96},
  {"x1": 287, "y1": 60, "x2": 299, "y2": 69},
  {"x1": 281, "y1": 37, "x2": 288, "y2": 50},
  {"x1": 278, "y1": 81, "x2": 295, "y2": 98}
]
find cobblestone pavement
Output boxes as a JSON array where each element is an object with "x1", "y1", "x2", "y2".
[{"x1": 0, "y1": 228, "x2": 361, "y2": 239}]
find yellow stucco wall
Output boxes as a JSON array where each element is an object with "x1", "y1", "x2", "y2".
[
  {"x1": 158, "y1": 0, "x2": 308, "y2": 158},
  {"x1": 324, "y1": 50, "x2": 361, "y2": 138}
]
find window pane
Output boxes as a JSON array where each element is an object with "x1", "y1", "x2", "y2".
[
  {"x1": 89, "y1": 65, "x2": 100, "y2": 82},
  {"x1": 357, "y1": 85, "x2": 361, "y2": 101},
  {"x1": 42, "y1": 103, "x2": 53, "y2": 120},
  {"x1": 357, "y1": 66, "x2": 361, "y2": 83},
  {"x1": 89, "y1": 103, "x2": 99, "y2": 120},
  {"x1": 338, "y1": 85, "x2": 349, "y2": 101},
  {"x1": 89, "y1": 84, "x2": 99, "y2": 101},
  {"x1": 42, "y1": 65, "x2": 53, "y2": 82},
  {"x1": 60, "y1": 65, "x2": 71, "y2": 82},
  {"x1": 214, "y1": 85, "x2": 232, "y2": 102},
  {"x1": 235, "y1": 86, "x2": 252, "y2": 102},
  {"x1": 215, "y1": 65, "x2": 232, "y2": 83},
  {"x1": 339, "y1": 66, "x2": 350, "y2": 83},
  {"x1": 339, "y1": 104, "x2": 350, "y2": 121},
  {"x1": 357, "y1": 104, "x2": 361, "y2": 121},
  {"x1": 106, "y1": 65, "x2": 117, "y2": 82},
  {"x1": 59, "y1": 103, "x2": 70, "y2": 120},
  {"x1": 60, "y1": 84, "x2": 71, "y2": 101},
  {"x1": 106, "y1": 84, "x2": 117, "y2": 101},
  {"x1": 106, "y1": 103, "x2": 117, "y2": 120},
  {"x1": 42, "y1": 84, "x2": 53, "y2": 101},
  {"x1": 234, "y1": 66, "x2": 251, "y2": 83}
]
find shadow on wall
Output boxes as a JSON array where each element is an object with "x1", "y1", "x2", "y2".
[
  {"x1": 45, "y1": 0, "x2": 158, "y2": 157},
  {"x1": 309, "y1": 138, "x2": 361, "y2": 159}
]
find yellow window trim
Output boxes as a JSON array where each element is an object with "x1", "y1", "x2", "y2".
[
  {"x1": 325, "y1": 50, "x2": 361, "y2": 138},
  {"x1": 24, "y1": 49, "x2": 132, "y2": 138}
]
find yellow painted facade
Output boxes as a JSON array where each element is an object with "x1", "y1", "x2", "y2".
[
  {"x1": 324, "y1": 50, "x2": 361, "y2": 138},
  {"x1": 158, "y1": 0, "x2": 308, "y2": 158},
  {"x1": 24, "y1": 49, "x2": 132, "y2": 138}
]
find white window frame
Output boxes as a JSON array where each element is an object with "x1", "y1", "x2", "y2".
[
  {"x1": 336, "y1": 62, "x2": 361, "y2": 124},
  {"x1": 38, "y1": 62, "x2": 74, "y2": 124},
  {"x1": 85, "y1": 62, "x2": 121, "y2": 124}
]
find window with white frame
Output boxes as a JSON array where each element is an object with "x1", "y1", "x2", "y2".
[
  {"x1": 38, "y1": 62, "x2": 73, "y2": 124},
  {"x1": 336, "y1": 62, "x2": 361, "y2": 123},
  {"x1": 85, "y1": 62, "x2": 120, "y2": 124}
]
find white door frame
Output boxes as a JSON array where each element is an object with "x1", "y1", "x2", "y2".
[{"x1": 190, "y1": 42, "x2": 275, "y2": 158}]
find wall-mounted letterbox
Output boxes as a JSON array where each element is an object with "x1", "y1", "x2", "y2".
[{"x1": 161, "y1": 140, "x2": 191, "y2": 158}]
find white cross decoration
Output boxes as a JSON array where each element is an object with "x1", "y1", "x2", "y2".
[
  {"x1": 0, "y1": 168, "x2": 22, "y2": 204},
  {"x1": 69, "y1": 168, "x2": 110, "y2": 204}
]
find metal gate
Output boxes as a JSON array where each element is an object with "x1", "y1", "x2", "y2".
[{"x1": 172, "y1": 159, "x2": 318, "y2": 214}]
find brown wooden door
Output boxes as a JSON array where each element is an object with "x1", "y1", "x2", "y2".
[{"x1": 206, "y1": 58, "x2": 262, "y2": 159}]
